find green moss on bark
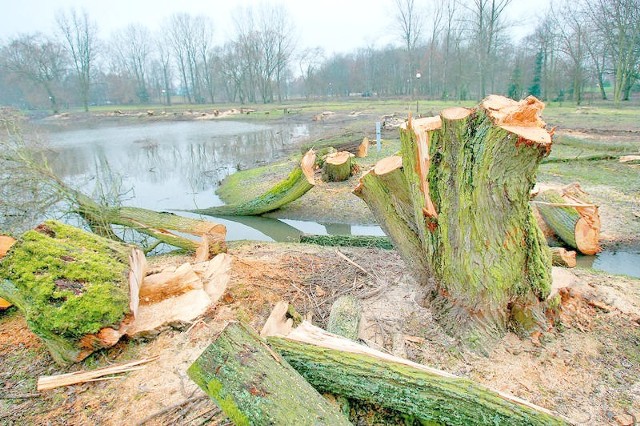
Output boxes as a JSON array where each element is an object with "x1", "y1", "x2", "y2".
[{"x1": 0, "y1": 221, "x2": 131, "y2": 360}]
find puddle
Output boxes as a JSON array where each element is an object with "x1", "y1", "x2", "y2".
[{"x1": 575, "y1": 249, "x2": 640, "y2": 278}]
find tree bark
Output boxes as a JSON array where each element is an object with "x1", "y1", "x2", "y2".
[
  {"x1": 534, "y1": 184, "x2": 600, "y2": 255},
  {"x1": 323, "y1": 151, "x2": 353, "y2": 182},
  {"x1": 187, "y1": 322, "x2": 351, "y2": 426},
  {"x1": 354, "y1": 96, "x2": 554, "y2": 345},
  {"x1": 0, "y1": 221, "x2": 136, "y2": 365},
  {"x1": 327, "y1": 295, "x2": 361, "y2": 341},
  {"x1": 192, "y1": 149, "x2": 316, "y2": 216},
  {"x1": 264, "y1": 320, "x2": 567, "y2": 426}
]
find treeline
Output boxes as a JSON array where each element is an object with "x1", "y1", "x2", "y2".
[{"x1": 0, "y1": 0, "x2": 638, "y2": 112}]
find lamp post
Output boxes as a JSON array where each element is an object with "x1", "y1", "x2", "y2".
[{"x1": 415, "y1": 72, "x2": 421, "y2": 114}]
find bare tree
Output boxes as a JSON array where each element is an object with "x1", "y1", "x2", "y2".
[
  {"x1": 394, "y1": 0, "x2": 423, "y2": 73},
  {"x1": 111, "y1": 24, "x2": 152, "y2": 103},
  {"x1": 56, "y1": 8, "x2": 98, "y2": 112},
  {"x1": 552, "y1": 1, "x2": 588, "y2": 105},
  {"x1": 584, "y1": 0, "x2": 640, "y2": 103},
  {"x1": 1, "y1": 34, "x2": 66, "y2": 113},
  {"x1": 466, "y1": 0, "x2": 512, "y2": 98},
  {"x1": 298, "y1": 47, "x2": 325, "y2": 99}
]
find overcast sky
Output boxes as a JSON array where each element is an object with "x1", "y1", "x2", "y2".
[{"x1": 1, "y1": 0, "x2": 549, "y2": 54}]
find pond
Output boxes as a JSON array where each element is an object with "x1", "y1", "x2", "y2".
[{"x1": 45, "y1": 120, "x2": 383, "y2": 243}]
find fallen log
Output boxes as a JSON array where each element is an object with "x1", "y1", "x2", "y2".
[
  {"x1": 263, "y1": 316, "x2": 567, "y2": 426},
  {"x1": 550, "y1": 247, "x2": 577, "y2": 268},
  {"x1": 191, "y1": 149, "x2": 316, "y2": 216},
  {"x1": 534, "y1": 184, "x2": 600, "y2": 255},
  {"x1": 323, "y1": 151, "x2": 353, "y2": 182},
  {"x1": 299, "y1": 234, "x2": 393, "y2": 250},
  {"x1": 357, "y1": 137, "x2": 369, "y2": 158},
  {"x1": 0, "y1": 221, "x2": 138, "y2": 364},
  {"x1": 0, "y1": 221, "x2": 232, "y2": 363},
  {"x1": 187, "y1": 321, "x2": 351, "y2": 426}
]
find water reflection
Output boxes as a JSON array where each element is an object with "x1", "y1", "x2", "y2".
[
  {"x1": 576, "y1": 249, "x2": 640, "y2": 278},
  {"x1": 44, "y1": 120, "x2": 384, "y2": 242}
]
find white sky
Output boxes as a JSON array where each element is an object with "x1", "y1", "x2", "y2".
[{"x1": 0, "y1": 0, "x2": 549, "y2": 55}]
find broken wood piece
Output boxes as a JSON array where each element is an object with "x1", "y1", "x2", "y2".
[
  {"x1": 534, "y1": 185, "x2": 600, "y2": 255},
  {"x1": 323, "y1": 151, "x2": 353, "y2": 182},
  {"x1": 356, "y1": 137, "x2": 369, "y2": 158},
  {"x1": 37, "y1": 356, "x2": 159, "y2": 391},
  {"x1": 264, "y1": 317, "x2": 567, "y2": 425},
  {"x1": 550, "y1": 247, "x2": 577, "y2": 268},
  {"x1": 187, "y1": 322, "x2": 351, "y2": 425},
  {"x1": 139, "y1": 263, "x2": 202, "y2": 304},
  {"x1": 327, "y1": 295, "x2": 361, "y2": 340},
  {"x1": 191, "y1": 149, "x2": 316, "y2": 216},
  {"x1": 0, "y1": 235, "x2": 16, "y2": 258}
]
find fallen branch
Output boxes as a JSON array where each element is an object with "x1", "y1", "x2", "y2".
[
  {"x1": 37, "y1": 356, "x2": 159, "y2": 391},
  {"x1": 136, "y1": 395, "x2": 210, "y2": 426},
  {"x1": 335, "y1": 249, "x2": 370, "y2": 275}
]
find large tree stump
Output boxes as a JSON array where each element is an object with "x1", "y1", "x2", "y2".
[
  {"x1": 192, "y1": 149, "x2": 316, "y2": 216},
  {"x1": 263, "y1": 317, "x2": 567, "y2": 425},
  {"x1": 354, "y1": 96, "x2": 553, "y2": 344},
  {"x1": 323, "y1": 151, "x2": 353, "y2": 182},
  {"x1": 187, "y1": 322, "x2": 351, "y2": 426}
]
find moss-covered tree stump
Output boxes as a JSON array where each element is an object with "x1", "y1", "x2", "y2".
[
  {"x1": 0, "y1": 221, "x2": 135, "y2": 364},
  {"x1": 354, "y1": 96, "x2": 554, "y2": 346}
]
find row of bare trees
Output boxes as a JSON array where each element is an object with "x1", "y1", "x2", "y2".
[{"x1": 0, "y1": 0, "x2": 638, "y2": 111}]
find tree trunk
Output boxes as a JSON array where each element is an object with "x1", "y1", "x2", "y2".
[
  {"x1": 264, "y1": 320, "x2": 567, "y2": 425},
  {"x1": 187, "y1": 322, "x2": 351, "y2": 426},
  {"x1": 550, "y1": 247, "x2": 576, "y2": 268},
  {"x1": 0, "y1": 221, "x2": 136, "y2": 365},
  {"x1": 0, "y1": 221, "x2": 232, "y2": 364},
  {"x1": 192, "y1": 149, "x2": 316, "y2": 217},
  {"x1": 354, "y1": 96, "x2": 554, "y2": 345},
  {"x1": 323, "y1": 151, "x2": 353, "y2": 182},
  {"x1": 299, "y1": 234, "x2": 393, "y2": 250},
  {"x1": 534, "y1": 184, "x2": 600, "y2": 255}
]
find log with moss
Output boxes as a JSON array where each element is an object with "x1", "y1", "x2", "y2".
[
  {"x1": 73, "y1": 191, "x2": 227, "y2": 256},
  {"x1": 187, "y1": 321, "x2": 351, "y2": 426},
  {"x1": 323, "y1": 151, "x2": 353, "y2": 182},
  {"x1": 191, "y1": 149, "x2": 316, "y2": 217},
  {"x1": 534, "y1": 184, "x2": 600, "y2": 255},
  {"x1": 299, "y1": 234, "x2": 393, "y2": 250},
  {"x1": 354, "y1": 97, "x2": 554, "y2": 345},
  {"x1": 327, "y1": 295, "x2": 362, "y2": 341},
  {"x1": 0, "y1": 221, "x2": 137, "y2": 364},
  {"x1": 263, "y1": 316, "x2": 567, "y2": 426}
]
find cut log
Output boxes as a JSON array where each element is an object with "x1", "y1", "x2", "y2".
[
  {"x1": 37, "y1": 357, "x2": 158, "y2": 391},
  {"x1": 187, "y1": 322, "x2": 351, "y2": 426},
  {"x1": 0, "y1": 220, "x2": 232, "y2": 363},
  {"x1": 264, "y1": 317, "x2": 567, "y2": 426},
  {"x1": 191, "y1": 149, "x2": 316, "y2": 216},
  {"x1": 550, "y1": 247, "x2": 577, "y2": 268},
  {"x1": 323, "y1": 151, "x2": 353, "y2": 182},
  {"x1": 534, "y1": 185, "x2": 600, "y2": 255},
  {"x1": 0, "y1": 235, "x2": 16, "y2": 258},
  {"x1": 326, "y1": 295, "x2": 361, "y2": 340},
  {"x1": 0, "y1": 221, "x2": 135, "y2": 365},
  {"x1": 354, "y1": 96, "x2": 553, "y2": 344},
  {"x1": 356, "y1": 137, "x2": 369, "y2": 158},
  {"x1": 299, "y1": 234, "x2": 393, "y2": 250}
]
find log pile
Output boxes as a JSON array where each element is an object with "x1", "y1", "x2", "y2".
[{"x1": 0, "y1": 220, "x2": 231, "y2": 364}]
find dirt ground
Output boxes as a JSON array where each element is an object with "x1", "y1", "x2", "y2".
[{"x1": 1, "y1": 103, "x2": 640, "y2": 425}]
